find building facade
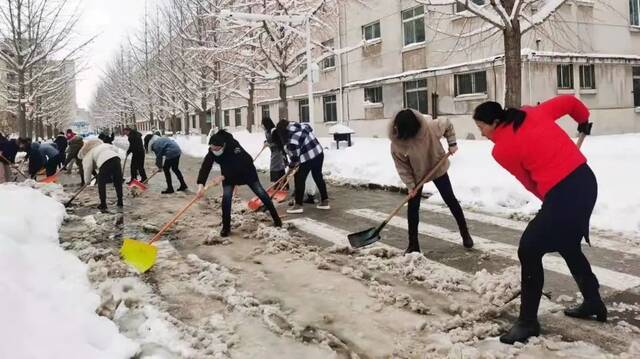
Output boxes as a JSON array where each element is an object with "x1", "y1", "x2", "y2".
[{"x1": 216, "y1": 0, "x2": 640, "y2": 138}]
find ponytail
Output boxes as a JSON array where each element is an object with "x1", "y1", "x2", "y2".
[{"x1": 473, "y1": 101, "x2": 527, "y2": 131}]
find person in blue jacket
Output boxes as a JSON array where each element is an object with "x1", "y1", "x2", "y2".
[
  {"x1": 17, "y1": 138, "x2": 60, "y2": 177},
  {"x1": 144, "y1": 134, "x2": 187, "y2": 194}
]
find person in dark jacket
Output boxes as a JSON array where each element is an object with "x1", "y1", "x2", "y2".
[
  {"x1": 473, "y1": 95, "x2": 605, "y2": 345},
  {"x1": 0, "y1": 133, "x2": 19, "y2": 183},
  {"x1": 262, "y1": 117, "x2": 288, "y2": 183},
  {"x1": 144, "y1": 134, "x2": 187, "y2": 194},
  {"x1": 54, "y1": 132, "x2": 68, "y2": 168},
  {"x1": 98, "y1": 132, "x2": 115, "y2": 144},
  {"x1": 123, "y1": 127, "x2": 147, "y2": 183},
  {"x1": 62, "y1": 131, "x2": 85, "y2": 185},
  {"x1": 18, "y1": 138, "x2": 60, "y2": 177},
  {"x1": 276, "y1": 120, "x2": 330, "y2": 214},
  {"x1": 196, "y1": 130, "x2": 282, "y2": 237}
]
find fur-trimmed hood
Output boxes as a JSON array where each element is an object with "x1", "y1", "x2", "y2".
[{"x1": 78, "y1": 139, "x2": 103, "y2": 160}]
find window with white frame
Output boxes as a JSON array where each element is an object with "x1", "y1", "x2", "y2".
[
  {"x1": 323, "y1": 95, "x2": 338, "y2": 123},
  {"x1": 223, "y1": 110, "x2": 230, "y2": 127},
  {"x1": 579, "y1": 64, "x2": 596, "y2": 89},
  {"x1": 261, "y1": 105, "x2": 270, "y2": 120},
  {"x1": 631, "y1": 0, "x2": 640, "y2": 26},
  {"x1": 364, "y1": 87, "x2": 383, "y2": 104},
  {"x1": 296, "y1": 54, "x2": 307, "y2": 75},
  {"x1": 321, "y1": 39, "x2": 336, "y2": 70},
  {"x1": 235, "y1": 108, "x2": 242, "y2": 126},
  {"x1": 402, "y1": 6, "x2": 425, "y2": 46},
  {"x1": 362, "y1": 21, "x2": 381, "y2": 42},
  {"x1": 456, "y1": 0, "x2": 486, "y2": 13},
  {"x1": 298, "y1": 99, "x2": 309, "y2": 122},
  {"x1": 633, "y1": 66, "x2": 640, "y2": 107},
  {"x1": 557, "y1": 64, "x2": 574, "y2": 89},
  {"x1": 454, "y1": 71, "x2": 487, "y2": 96},
  {"x1": 403, "y1": 79, "x2": 428, "y2": 114}
]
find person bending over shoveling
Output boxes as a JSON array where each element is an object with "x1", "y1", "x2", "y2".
[
  {"x1": 144, "y1": 133, "x2": 188, "y2": 194},
  {"x1": 196, "y1": 130, "x2": 282, "y2": 238},
  {"x1": 78, "y1": 139, "x2": 124, "y2": 213},
  {"x1": 18, "y1": 138, "x2": 60, "y2": 178},
  {"x1": 472, "y1": 95, "x2": 605, "y2": 345},
  {"x1": 390, "y1": 109, "x2": 474, "y2": 254}
]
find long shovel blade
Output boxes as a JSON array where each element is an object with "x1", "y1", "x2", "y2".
[
  {"x1": 39, "y1": 175, "x2": 58, "y2": 183},
  {"x1": 120, "y1": 238, "x2": 158, "y2": 273},
  {"x1": 348, "y1": 224, "x2": 384, "y2": 248}
]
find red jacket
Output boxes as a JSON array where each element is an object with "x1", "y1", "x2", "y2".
[{"x1": 491, "y1": 95, "x2": 589, "y2": 200}]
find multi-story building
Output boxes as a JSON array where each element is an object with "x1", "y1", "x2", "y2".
[{"x1": 219, "y1": 0, "x2": 640, "y2": 138}]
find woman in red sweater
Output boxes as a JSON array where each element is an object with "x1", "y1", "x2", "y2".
[{"x1": 473, "y1": 95, "x2": 606, "y2": 344}]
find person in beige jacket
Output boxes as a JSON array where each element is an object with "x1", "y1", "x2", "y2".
[
  {"x1": 389, "y1": 109, "x2": 473, "y2": 253},
  {"x1": 78, "y1": 139, "x2": 123, "y2": 213}
]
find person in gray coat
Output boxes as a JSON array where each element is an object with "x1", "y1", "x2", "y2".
[
  {"x1": 262, "y1": 117, "x2": 288, "y2": 183},
  {"x1": 18, "y1": 138, "x2": 60, "y2": 177},
  {"x1": 144, "y1": 134, "x2": 188, "y2": 194}
]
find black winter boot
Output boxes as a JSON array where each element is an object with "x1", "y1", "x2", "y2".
[
  {"x1": 177, "y1": 184, "x2": 188, "y2": 192},
  {"x1": 220, "y1": 228, "x2": 230, "y2": 238},
  {"x1": 499, "y1": 319, "x2": 540, "y2": 344},
  {"x1": 461, "y1": 228, "x2": 474, "y2": 249},
  {"x1": 404, "y1": 238, "x2": 421, "y2": 255},
  {"x1": 162, "y1": 188, "x2": 174, "y2": 194},
  {"x1": 564, "y1": 275, "x2": 607, "y2": 322}
]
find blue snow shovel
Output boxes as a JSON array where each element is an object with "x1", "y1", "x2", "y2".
[{"x1": 348, "y1": 154, "x2": 451, "y2": 248}]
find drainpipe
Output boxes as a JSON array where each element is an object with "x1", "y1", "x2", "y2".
[{"x1": 337, "y1": 3, "x2": 345, "y2": 124}]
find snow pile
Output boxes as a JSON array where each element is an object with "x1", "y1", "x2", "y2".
[
  {"x1": 327, "y1": 124, "x2": 355, "y2": 134},
  {"x1": 0, "y1": 184, "x2": 138, "y2": 359},
  {"x1": 16, "y1": 179, "x2": 70, "y2": 203}
]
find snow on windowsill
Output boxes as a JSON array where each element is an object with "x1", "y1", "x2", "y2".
[
  {"x1": 631, "y1": 26, "x2": 640, "y2": 33},
  {"x1": 635, "y1": 107, "x2": 640, "y2": 113},
  {"x1": 402, "y1": 42, "x2": 426, "y2": 53},
  {"x1": 364, "y1": 102, "x2": 384, "y2": 108},
  {"x1": 328, "y1": 124, "x2": 355, "y2": 135},
  {"x1": 364, "y1": 38, "x2": 382, "y2": 46},
  {"x1": 322, "y1": 66, "x2": 336, "y2": 73},
  {"x1": 580, "y1": 88, "x2": 597, "y2": 95},
  {"x1": 454, "y1": 93, "x2": 488, "y2": 101},
  {"x1": 576, "y1": 0, "x2": 595, "y2": 7},
  {"x1": 557, "y1": 88, "x2": 576, "y2": 94}
]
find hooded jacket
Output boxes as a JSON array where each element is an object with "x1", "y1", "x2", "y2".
[
  {"x1": 78, "y1": 140, "x2": 120, "y2": 184},
  {"x1": 389, "y1": 110, "x2": 457, "y2": 190},
  {"x1": 126, "y1": 129, "x2": 145, "y2": 156},
  {"x1": 26, "y1": 142, "x2": 59, "y2": 175},
  {"x1": 265, "y1": 128, "x2": 287, "y2": 172},
  {"x1": 65, "y1": 135, "x2": 84, "y2": 163},
  {"x1": 197, "y1": 131, "x2": 258, "y2": 186},
  {"x1": 54, "y1": 135, "x2": 68, "y2": 157},
  {"x1": 149, "y1": 136, "x2": 181, "y2": 168}
]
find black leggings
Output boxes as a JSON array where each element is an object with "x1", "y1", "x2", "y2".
[
  {"x1": 294, "y1": 153, "x2": 328, "y2": 205},
  {"x1": 130, "y1": 153, "x2": 147, "y2": 181},
  {"x1": 407, "y1": 173, "x2": 468, "y2": 250},
  {"x1": 518, "y1": 163, "x2": 600, "y2": 321},
  {"x1": 163, "y1": 156, "x2": 187, "y2": 190},
  {"x1": 98, "y1": 157, "x2": 123, "y2": 207}
]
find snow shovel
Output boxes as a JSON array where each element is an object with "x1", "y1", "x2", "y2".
[
  {"x1": 120, "y1": 183, "x2": 215, "y2": 273},
  {"x1": 247, "y1": 168, "x2": 297, "y2": 211},
  {"x1": 122, "y1": 153, "x2": 129, "y2": 174},
  {"x1": 348, "y1": 155, "x2": 451, "y2": 248},
  {"x1": 40, "y1": 168, "x2": 64, "y2": 184},
  {"x1": 64, "y1": 176, "x2": 96, "y2": 207},
  {"x1": 128, "y1": 169, "x2": 160, "y2": 193},
  {"x1": 1, "y1": 154, "x2": 27, "y2": 179}
]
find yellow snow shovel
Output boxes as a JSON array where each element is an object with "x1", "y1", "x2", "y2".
[{"x1": 120, "y1": 182, "x2": 215, "y2": 272}]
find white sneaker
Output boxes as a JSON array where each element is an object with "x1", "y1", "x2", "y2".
[
  {"x1": 287, "y1": 205, "x2": 304, "y2": 214},
  {"x1": 316, "y1": 200, "x2": 330, "y2": 210}
]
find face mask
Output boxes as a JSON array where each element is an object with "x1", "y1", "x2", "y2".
[{"x1": 212, "y1": 145, "x2": 224, "y2": 156}]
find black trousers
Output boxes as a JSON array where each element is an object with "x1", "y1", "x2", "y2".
[
  {"x1": 518, "y1": 163, "x2": 600, "y2": 321},
  {"x1": 294, "y1": 153, "x2": 328, "y2": 205},
  {"x1": 98, "y1": 157, "x2": 123, "y2": 207},
  {"x1": 130, "y1": 153, "x2": 147, "y2": 181},
  {"x1": 45, "y1": 158, "x2": 59, "y2": 176},
  {"x1": 407, "y1": 173, "x2": 469, "y2": 250},
  {"x1": 163, "y1": 156, "x2": 186, "y2": 190}
]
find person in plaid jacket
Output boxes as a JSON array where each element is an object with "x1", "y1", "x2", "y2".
[{"x1": 276, "y1": 119, "x2": 330, "y2": 214}]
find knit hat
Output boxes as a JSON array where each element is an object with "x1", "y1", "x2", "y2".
[{"x1": 209, "y1": 133, "x2": 225, "y2": 146}]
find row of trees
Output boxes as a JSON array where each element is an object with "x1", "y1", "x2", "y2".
[
  {"x1": 90, "y1": 0, "x2": 341, "y2": 135},
  {"x1": 0, "y1": 0, "x2": 92, "y2": 138}
]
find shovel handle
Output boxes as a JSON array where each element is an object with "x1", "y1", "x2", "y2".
[
  {"x1": 253, "y1": 145, "x2": 267, "y2": 162},
  {"x1": 576, "y1": 132, "x2": 587, "y2": 149},
  {"x1": 382, "y1": 154, "x2": 452, "y2": 225},
  {"x1": 65, "y1": 176, "x2": 96, "y2": 207},
  {"x1": 141, "y1": 169, "x2": 161, "y2": 185},
  {"x1": 1, "y1": 153, "x2": 27, "y2": 179},
  {"x1": 122, "y1": 153, "x2": 129, "y2": 173},
  {"x1": 147, "y1": 182, "x2": 214, "y2": 245}
]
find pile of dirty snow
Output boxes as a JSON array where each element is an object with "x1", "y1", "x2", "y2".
[{"x1": 0, "y1": 184, "x2": 138, "y2": 358}]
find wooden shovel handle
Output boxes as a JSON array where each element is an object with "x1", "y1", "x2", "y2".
[
  {"x1": 0, "y1": 154, "x2": 26, "y2": 179},
  {"x1": 142, "y1": 169, "x2": 161, "y2": 185},
  {"x1": 382, "y1": 154, "x2": 451, "y2": 225},
  {"x1": 148, "y1": 183, "x2": 213, "y2": 244},
  {"x1": 253, "y1": 145, "x2": 267, "y2": 162}
]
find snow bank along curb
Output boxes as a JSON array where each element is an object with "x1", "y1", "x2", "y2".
[{"x1": 0, "y1": 182, "x2": 138, "y2": 359}]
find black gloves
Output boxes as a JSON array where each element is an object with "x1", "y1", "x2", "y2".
[{"x1": 578, "y1": 122, "x2": 593, "y2": 135}]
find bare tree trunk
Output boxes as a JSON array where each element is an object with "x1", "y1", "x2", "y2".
[
  {"x1": 18, "y1": 70, "x2": 27, "y2": 137},
  {"x1": 183, "y1": 101, "x2": 190, "y2": 135},
  {"x1": 278, "y1": 76, "x2": 288, "y2": 120},
  {"x1": 247, "y1": 79, "x2": 255, "y2": 132},
  {"x1": 503, "y1": 2, "x2": 522, "y2": 108}
]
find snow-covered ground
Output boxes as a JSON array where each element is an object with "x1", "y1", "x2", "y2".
[
  {"x1": 173, "y1": 131, "x2": 640, "y2": 237},
  {"x1": 0, "y1": 181, "x2": 138, "y2": 359}
]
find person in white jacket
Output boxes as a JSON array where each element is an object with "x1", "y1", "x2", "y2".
[{"x1": 78, "y1": 139, "x2": 124, "y2": 212}]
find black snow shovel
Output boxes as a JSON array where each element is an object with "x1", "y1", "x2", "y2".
[{"x1": 348, "y1": 154, "x2": 451, "y2": 248}]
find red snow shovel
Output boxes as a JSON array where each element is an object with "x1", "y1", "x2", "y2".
[
  {"x1": 348, "y1": 155, "x2": 451, "y2": 248},
  {"x1": 247, "y1": 168, "x2": 296, "y2": 211},
  {"x1": 128, "y1": 169, "x2": 160, "y2": 193},
  {"x1": 40, "y1": 168, "x2": 64, "y2": 184}
]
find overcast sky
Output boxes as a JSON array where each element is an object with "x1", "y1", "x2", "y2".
[{"x1": 75, "y1": 0, "x2": 150, "y2": 110}]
